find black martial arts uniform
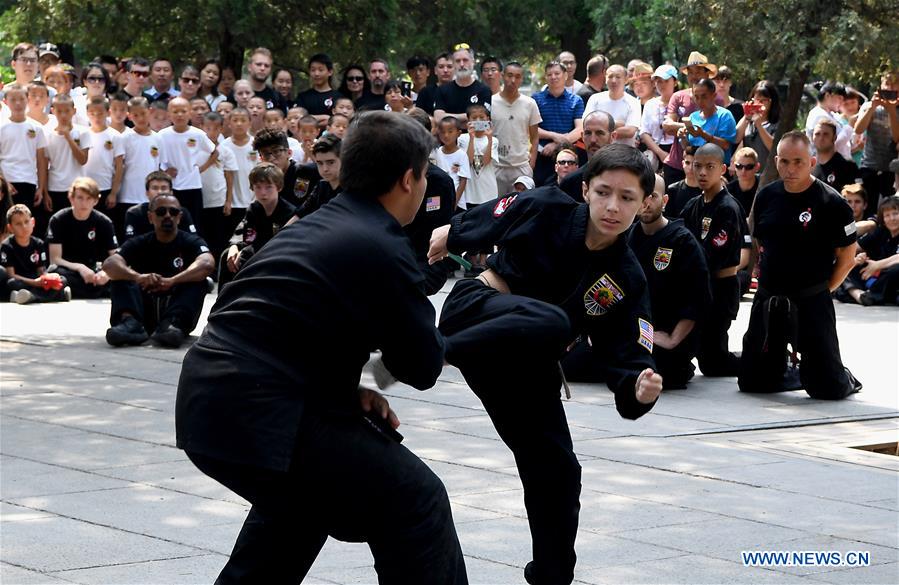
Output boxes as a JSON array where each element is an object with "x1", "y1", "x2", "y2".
[
  {"x1": 280, "y1": 159, "x2": 320, "y2": 208},
  {"x1": 739, "y1": 178, "x2": 859, "y2": 399},
  {"x1": 109, "y1": 230, "x2": 210, "y2": 334},
  {"x1": 218, "y1": 198, "x2": 295, "y2": 287},
  {"x1": 682, "y1": 188, "x2": 745, "y2": 376},
  {"x1": 0, "y1": 235, "x2": 68, "y2": 302},
  {"x1": 122, "y1": 201, "x2": 198, "y2": 241},
  {"x1": 404, "y1": 164, "x2": 456, "y2": 295},
  {"x1": 627, "y1": 219, "x2": 711, "y2": 388},
  {"x1": 45, "y1": 208, "x2": 117, "y2": 298},
  {"x1": 440, "y1": 187, "x2": 657, "y2": 585},
  {"x1": 841, "y1": 225, "x2": 899, "y2": 305},
  {"x1": 176, "y1": 191, "x2": 466, "y2": 585},
  {"x1": 665, "y1": 179, "x2": 702, "y2": 219}
]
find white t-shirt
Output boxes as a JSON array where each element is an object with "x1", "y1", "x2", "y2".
[
  {"x1": 82, "y1": 127, "x2": 125, "y2": 191},
  {"x1": 432, "y1": 146, "x2": 471, "y2": 196},
  {"x1": 221, "y1": 137, "x2": 257, "y2": 208},
  {"x1": 202, "y1": 142, "x2": 238, "y2": 208},
  {"x1": 120, "y1": 129, "x2": 165, "y2": 205},
  {"x1": 0, "y1": 118, "x2": 48, "y2": 185},
  {"x1": 585, "y1": 91, "x2": 642, "y2": 144},
  {"x1": 491, "y1": 93, "x2": 542, "y2": 168},
  {"x1": 457, "y1": 133, "x2": 499, "y2": 206},
  {"x1": 805, "y1": 105, "x2": 853, "y2": 160},
  {"x1": 287, "y1": 137, "x2": 303, "y2": 164},
  {"x1": 640, "y1": 96, "x2": 673, "y2": 146},
  {"x1": 0, "y1": 118, "x2": 47, "y2": 184},
  {"x1": 44, "y1": 121, "x2": 92, "y2": 192},
  {"x1": 158, "y1": 126, "x2": 216, "y2": 191}
]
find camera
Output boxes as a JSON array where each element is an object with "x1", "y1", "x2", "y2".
[
  {"x1": 401, "y1": 81, "x2": 413, "y2": 97},
  {"x1": 470, "y1": 120, "x2": 491, "y2": 132},
  {"x1": 878, "y1": 89, "x2": 898, "y2": 101}
]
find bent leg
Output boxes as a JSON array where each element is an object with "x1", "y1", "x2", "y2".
[{"x1": 796, "y1": 292, "x2": 854, "y2": 400}]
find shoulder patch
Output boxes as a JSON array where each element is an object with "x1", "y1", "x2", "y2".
[
  {"x1": 426, "y1": 196, "x2": 441, "y2": 212},
  {"x1": 844, "y1": 222, "x2": 856, "y2": 236},
  {"x1": 493, "y1": 194, "x2": 518, "y2": 217},
  {"x1": 637, "y1": 318, "x2": 653, "y2": 353},
  {"x1": 584, "y1": 273, "x2": 625, "y2": 316}
]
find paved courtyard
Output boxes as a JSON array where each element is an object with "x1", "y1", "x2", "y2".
[{"x1": 1, "y1": 282, "x2": 898, "y2": 584}]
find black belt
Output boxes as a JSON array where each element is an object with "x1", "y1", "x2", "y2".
[{"x1": 757, "y1": 282, "x2": 828, "y2": 352}]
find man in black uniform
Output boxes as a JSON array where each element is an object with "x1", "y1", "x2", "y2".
[
  {"x1": 429, "y1": 144, "x2": 663, "y2": 585},
  {"x1": 681, "y1": 143, "x2": 745, "y2": 377},
  {"x1": 176, "y1": 112, "x2": 467, "y2": 584},
  {"x1": 739, "y1": 131, "x2": 861, "y2": 399},
  {"x1": 628, "y1": 175, "x2": 711, "y2": 389},
  {"x1": 664, "y1": 146, "x2": 702, "y2": 219},
  {"x1": 103, "y1": 193, "x2": 213, "y2": 347},
  {"x1": 811, "y1": 118, "x2": 860, "y2": 192},
  {"x1": 122, "y1": 171, "x2": 198, "y2": 241}
]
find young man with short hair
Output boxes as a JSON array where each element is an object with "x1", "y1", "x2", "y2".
[
  {"x1": 123, "y1": 171, "x2": 197, "y2": 241},
  {"x1": 727, "y1": 146, "x2": 761, "y2": 214},
  {"x1": 428, "y1": 144, "x2": 663, "y2": 585},
  {"x1": 491, "y1": 61, "x2": 542, "y2": 195},
  {"x1": 293, "y1": 134, "x2": 341, "y2": 220},
  {"x1": 584, "y1": 64, "x2": 642, "y2": 145},
  {"x1": 812, "y1": 118, "x2": 860, "y2": 193},
  {"x1": 664, "y1": 146, "x2": 702, "y2": 219},
  {"x1": 122, "y1": 58, "x2": 150, "y2": 100},
  {"x1": 479, "y1": 57, "x2": 502, "y2": 95},
  {"x1": 244, "y1": 47, "x2": 286, "y2": 111},
  {"x1": 294, "y1": 53, "x2": 342, "y2": 126},
  {"x1": 533, "y1": 61, "x2": 584, "y2": 185},
  {"x1": 415, "y1": 52, "x2": 453, "y2": 115},
  {"x1": 143, "y1": 58, "x2": 179, "y2": 102},
  {"x1": 104, "y1": 193, "x2": 213, "y2": 348}
]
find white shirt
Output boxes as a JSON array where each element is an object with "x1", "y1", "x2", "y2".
[
  {"x1": 432, "y1": 146, "x2": 471, "y2": 196},
  {"x1": 490, "y1": 93, "x2": 542, "y2": 168},
  {"x1": 287, "y1": 137, "x2": 304, "y2": 164},
  {"x1": 120, "y1": 128, "x2": 165, "y2": 205},
  {"x1": 457, "y1": 133, "x2": 499, "y2": 206},
  {"x1": 44, "y1": 121, "x2": 92, "y2": 192},
  {"x1": 83, "y1": 127, "x2": 125, "y2": 191},
  {"x1": 202, "y1": 141, "x2": 238, "y2": 208},
  {"x1": 640, "y1": 96, "x2": 673, "y2": 146},
  {"x1": 158, "y1": 126, "x2": 216, "y2": 191},
  {"x1": 0, "y1": 118, "x2": 48, "y2": 185},
  {"x1": 221, "y1": 137, "x2": 257, "y2": 208},
  {"x1": 805, "y1": 105, "x2": 853, "y2": 160},
  {"x1": 585, "y1": 91, "x2": 642, "y2": 144}
]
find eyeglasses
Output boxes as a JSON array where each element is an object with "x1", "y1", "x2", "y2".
[
  {"x1": 556, "y1": 160, "x2": 578, "y2": 166},
  {"x1": 16, "y1": 56, "x2": 38, "y2": 64},
  {"x1": 86, "y1": 76, "x2": 105, "y2": 83},
  {"x1": 153, "y1": 206, "x2": 182, "y2": 217},
  {"x1": 130, "y1": 70, "x2": 149, "y2": 77},
  {"x1": 734, "y1": 163, "x2": 755, "y2": 170},
  {"x1": 180, "y1": 77, "x2": 200, "y2": 84},
  {"x1": 346, "y1": 76, "x2": 365, "y2": 82},
  {"x1": 259, "y1": 148, "x2": 287, "y2": 160}
]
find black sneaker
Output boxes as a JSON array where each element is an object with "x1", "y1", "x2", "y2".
[
  {"x1": 106, "y1": 316, "x2": 149, "y2": 346},
  {"x1": 151, "y1": 321, "x2": 186, "y2": 348},
  {"x1": 845, "y1": 367, "x2": 863, "y2": 395},
  {"x1": 524, "y1": 561, "x2": 537, "y2": 585}
]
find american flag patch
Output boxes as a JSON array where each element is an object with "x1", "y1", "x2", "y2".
[
  {"x1": 637, "y1": 318, "x2": 653, "y2": 353},
  {"x1": 426, "y1": 196, "x2": 440, "y2": 212}
]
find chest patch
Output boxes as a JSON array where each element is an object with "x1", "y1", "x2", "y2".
[
  {"x1": 87, "y1": 228, "x2": 96, "y2": 241},
  {"x1": 653, "y1": 247, "x2": 672, "y2": 271},
  {"x1": 186, "y1": 138, "x2": 197, "y2": 148},
  {"x1": 30, "y1": 251, "x2": 41, "y2": 264},
  {"x1": 799, "y1": 210, "x2": 812, "y2": 224},
  {"x1": 173, "y1": 256, "x2": 184, "y2": 269},
  {"x1": 701, "y1": 217, "x2": 711, "y2": 239},
  {"x1": 584, "y1": 273, "x2": 624, "y2": 316}
]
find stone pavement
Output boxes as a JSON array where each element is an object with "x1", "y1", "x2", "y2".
[{"x1": 1, "y1": 283, "x2": 898, "y2": 585}]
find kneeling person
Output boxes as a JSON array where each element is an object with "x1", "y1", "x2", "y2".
[
  {"x1": 103, "y1": 194, "x2": 214, "y2": 347},
  {"x1": 627, "y1": 175, "x2": 711, "y2": 389}
]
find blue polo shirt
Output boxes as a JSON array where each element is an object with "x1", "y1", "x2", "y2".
[
  {"x1": 533, "y1": 88, "x2": 584, "y2": 146},
  {"x1": 687, "y1": 106, "x2": 737, "y2": 164}
]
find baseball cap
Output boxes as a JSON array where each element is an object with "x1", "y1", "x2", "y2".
[
  {"x1": 38, "y1": 42, "x2": 60, "y2": 59},
  {"x1": 652, "y1": 64, "x2": 678, "y2": 81},
  {"x1": 513, "y1": 176, "x2": 535, "y2": 190}
]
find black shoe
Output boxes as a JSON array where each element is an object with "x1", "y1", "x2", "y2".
[
  {"x1": 106, "y1": 316, "x2": 149, "y2": 346},
  {"x1": 859, "y1": 292, "x2": 876, "y2": 306},
  {"x1": 845, "y1": 367, "x2": 863, "y2": 395},
  {"x1": 151, "y1": 321, "x2": 186, "y2": 348},
  {"x1": 781, "y1": 364, "x2": 803, "y2": 391},
  {"x1": 524, "y1": 561, "x2": 537, "y2": 585}
]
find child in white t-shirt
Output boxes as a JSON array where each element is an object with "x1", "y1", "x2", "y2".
[
  {"x1": 118, "y1": 96, "x2": 164, "y2": 243},
  {"x1": 432, "y1": 117, "x2": 470, "y2": 208},
  {"x1": 44, "y1": 93, "x2": 90, "y2": 222},
  {"x1": 0, "y1": 84, "x2": 49, "y2": 219},
  {"x1": 458, "y1": 104, "x2": 499, "y2": 208},
  {"x1": 200, "y1": 111, "x2": 238, "y2": 260},
  {"x1": 219, "y1": 107, "x2": 255, "y2": 231}
]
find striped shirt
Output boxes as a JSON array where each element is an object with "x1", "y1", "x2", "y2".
[{"x1": 533, "y1": 88, "x2": 584, "y2": 145}]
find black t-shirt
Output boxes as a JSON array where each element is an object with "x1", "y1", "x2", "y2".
[
  {"x1": 294, "y1": 88, "x2": 342, "y2": 116},
  {"x1": 576, "y1": 83, "x2": 601, "y2": 107},
  {"x1": 1, "y1": 235, "x2": 47, "y2": 279},
  {"x1": 255, "y1": 85, "x2": 288, "y2": 112},
  {"x1": 46, "y1": 208, "x2": 117, "y2": 267},
  {"x1": 858, "y1": 226, "x2": 899, "y2": 261},
  {"x1": 295, "y1": 181, "x2": 341, "y2": 220},
  {"x1": 726, "y1": 100, "x2": 744, "y2": 125},
  {"x1": 354, "y1": 91, "x2": 386, "y2": 112},
  {"x1": 230, "y1": 198, "x2": 296, "y2": 255},
  {"x1": 434, "y1": 80, "x2": 492, "y2": 115},
  {"x1": 118, "y1": 230, "x2": 210, "y2": 277},
  {"x1": 123, "y1": 202, "x2": 197, "y2": 241},
  {"x1": 753, "y1": 179, "x2": 857, "y2": 293},
  {"x1": 812, "y1": 153, "x2": 860, "y2": 193},
  {"x1": 681, "y1": 189, "x2": 745, "y2": 273},
  {"x1": 627, "y1": 220, "x2": 711, "y2": 331},
  {"x1": 726, "y1": 176, "x2": 759, "y2": 216},
  {"x1": 415, "y1": 84, "x2": 440, "y2": 115},
  {"x1": 665, "y1": 180, "x2": 702, "y2": 219}
]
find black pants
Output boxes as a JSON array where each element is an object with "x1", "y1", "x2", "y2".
[
  {"x1": 50, "y1": 266, "x2": 108, "y2": 299},
  {"x1": 697, "y1": 275, "x2": 740, "y2": 376},
  {"x1": 439, "y1": 279, "x2": 579, "y2": 585},
  {"x1": 4, "y1": 276, "x2": 68, "y2": 303},
  {"x1": 109, "y1": 280, "x2": 206, "y2": 333},
  {"x1": 739, "y1": 288, "x2": 855, "y2": 399},
  {"x1": 173, "y1": 188, "x2": 205, "y2": 238},
  {"x1": 201, "y1": 207, "x2": 231, "y2": 265},
  {"x1": 186, "y1": 409, "x2": 467, "y2": 585}
]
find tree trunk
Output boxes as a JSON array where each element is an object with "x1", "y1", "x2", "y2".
[
  {"x1": 218, "y1": 27, "x2": 244, "y2": 74},
  {"x1": 759, "y1": 67, "x2": 810, "y2": 187}
]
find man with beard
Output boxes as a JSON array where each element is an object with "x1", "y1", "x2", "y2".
[
  {"x1": 558, "y1": 110, "x2": 617, "y2": 200},
  {"x1": 355, "y1": 59, "x2": 391, "y2": 111},
  {"x1": 628, "y1": 174, "x2": 711, "y2": 388},
  {"x1": 244, "y1": 47, "x2": 287, "y2": 111},
  {"x1": 103, "y1": 193, "x2": 213, "y2": 348},
  {"x1": 433, "y1": 45, "x2": 492, "y2": 122}
]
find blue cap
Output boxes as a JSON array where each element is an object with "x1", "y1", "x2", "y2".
[{"x1": 652, "y1": 65, "x2": 678, "y2": 80}]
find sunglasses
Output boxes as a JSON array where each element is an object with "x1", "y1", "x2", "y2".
[
  {"x1": 153, "y1": 206, "x2": 182, "y2": 217},
  {"x1": 130, "y1": 70, "x2": 149, "y2": 77},
  {"x1": 556, "y1": 160, "x2": 578, "y2": 166},
  {"x1": 86, "y1": 76, "x2": 105, "y2": 83},
  {"x1": 180, "y1": 77, "x2": 200, "y2": 84},
  {"x1": 734, "y1": 163, "x2": 755, "y2": 170},
  {"x1": 346, "y1": 76, "x2": 365, "y2": 82}
]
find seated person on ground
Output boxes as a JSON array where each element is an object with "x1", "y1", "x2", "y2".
[
  {"x1": 2, "y1": 204, "x2": 71, "y2": 304},
  {"x1": 103, "y1": 193, "x2": 214, "y2": 347},
  {"x1": 839, "y1": 195, "x2": 899, "y2": 306},
  {"x1": 123, "y1": 170, "x2": 197, "y2": 240},
  {"x1": 46, "y1": 177, "x2": 117, "y2": 298},
  {"x1": 840, "y1": 183, "x2": 877, "y2": 237}
]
